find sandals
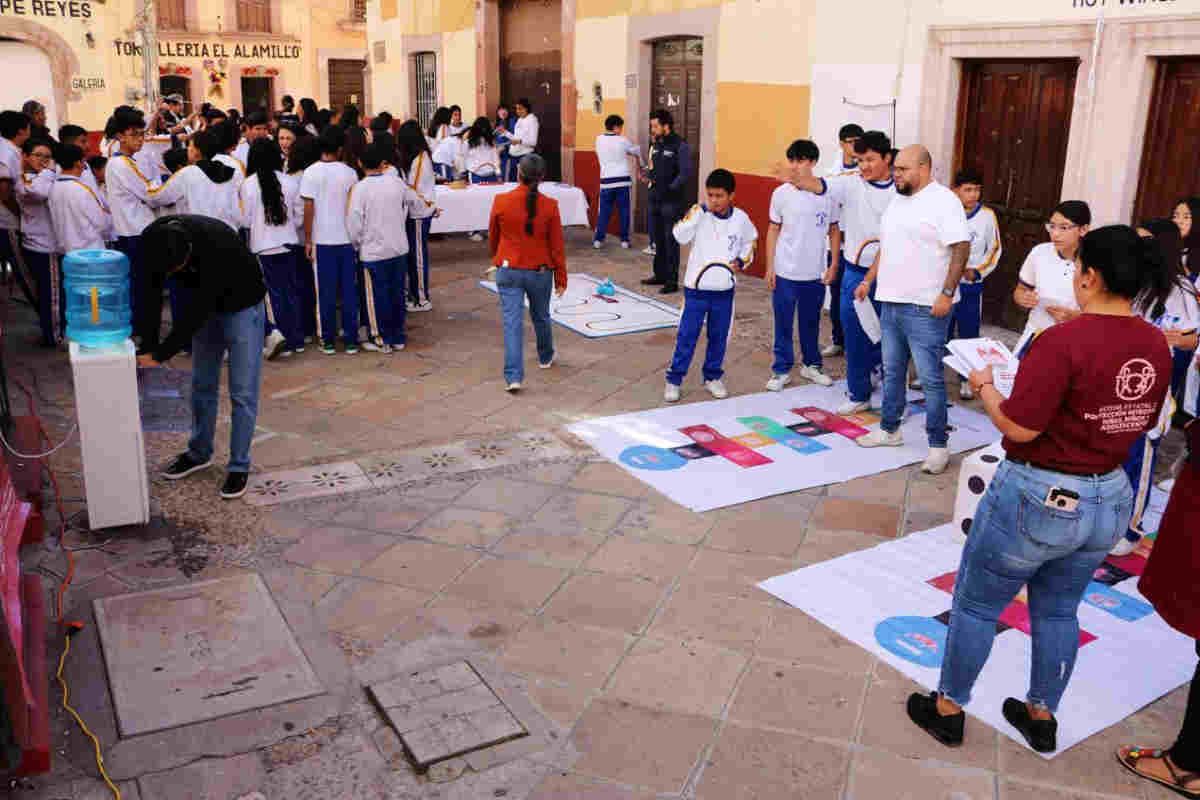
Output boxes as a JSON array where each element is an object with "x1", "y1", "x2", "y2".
[{"x1": 1116, "y1": 746, "x2": 1200, "y2": 798}]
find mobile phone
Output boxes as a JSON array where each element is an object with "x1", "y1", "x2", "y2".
[{"x1": 1044, "y1": 487, "x2": 1080, "y2": 512}]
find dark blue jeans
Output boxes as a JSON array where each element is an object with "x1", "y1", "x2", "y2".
[
  {"x1": 880, "y1": 302, "x2": 951, "y2": 447},
  {"x1": 406, "y1": 216, "x2": 432, "y2": 303},
  {"x1": 189, "y1": 301, "x2": 265, "y2": 473},
  {"x1": 667, "y1": 287, "x2": 734, "y2": 386},
  {"x1": 950, "y1": 280, "x2": 984, "y2": 341},
  {"x1": 260, "y1": 249, "x2": 304, "y2": 350},
  {"x1": 839, "y1": 261, "x2": 882, "y2": 402},
  {"x1": 313, "y1": 243, "x2": 358, "y2": 346},
  {"x1": 496, "y1": 267, "x2": 554, "y2": 384},
  {"x1": 828, "y1": 250, "x2": 844, "y2": 347},
  {"x1": 22, "y1": 248, "x2": 60, "y2": 346},
  {"x1": 939, "y1": 460, "x2": 1132, "y2": 712},
  {"x1": 649, "y1": 199, "x2": 681, "y2": 286},
  {"x1": 289, "y1": 244, "x2": 317, "y2": 339},
  {"x1": 595, "y1": 186, "x2": 631, "y2": 244},
  {"x1": 115, "y1": 234, "x2": 148, "y2": 345},
  {"x1": 362, "y1": 256, "x2": 408, "y2": 347},
  {"x1": 772, "y1": 276, "x2": 825, "y2": 375}
]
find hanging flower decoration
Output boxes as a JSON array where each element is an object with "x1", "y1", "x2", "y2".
[
  {"x1": 265, "y1": 67, "x2": 279, "y2": 77},
  {"x1": 203, "y1": 59, "x2": 227, "y2": 98},
  {"x1": 242, "y1": 66, "x2": 260, "y2": 76}
]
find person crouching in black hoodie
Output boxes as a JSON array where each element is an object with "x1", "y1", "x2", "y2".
[{"x1": 137, "y1": 215, "x2": 267, "y2": 499}]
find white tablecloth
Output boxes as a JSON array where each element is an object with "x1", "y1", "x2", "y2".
[{"x1": 430, "y1": 182, "x2": 590, "y2": 234}]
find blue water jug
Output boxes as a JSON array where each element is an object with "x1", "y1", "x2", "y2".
[{"x1": 63, "y1": 249, "x2": 131, "y2": 349}]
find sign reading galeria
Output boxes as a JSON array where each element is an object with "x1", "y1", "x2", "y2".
[{"x1": 113, "y1": 40, "x2": 301, "y2": 59}]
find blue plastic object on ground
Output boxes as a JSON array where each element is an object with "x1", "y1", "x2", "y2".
[{"x1": 597, "y1": 278, "x2": 616, "y2": 296}]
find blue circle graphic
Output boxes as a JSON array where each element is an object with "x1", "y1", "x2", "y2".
[
  {"x1": 618, "y1": 445, "x2": 688, "y2": 471},
  {"x1": 874, "y1": 616, "x2": 947, "y2": 668}
]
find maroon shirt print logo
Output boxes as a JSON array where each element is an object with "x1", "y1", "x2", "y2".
[{"x1": 1115, "y1": 358, "x2": 1157, "y2": 401}]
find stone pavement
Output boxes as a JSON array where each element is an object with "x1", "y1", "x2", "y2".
[{"x1": 6, "y1": 228, "x2": 1185, "y2": 799}]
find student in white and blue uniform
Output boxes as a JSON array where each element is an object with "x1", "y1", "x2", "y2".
[
  {"x1": 593, "y1": 114, "x2": 643, "y2": 250},
  {"x1": 494, "y1": 105, "x2": 516, "y2": 181},
  {"x1": 397, "y1": 120, "x2": 438, "y2": 312},
  {"x1": 820, "y1": 123, "x2": 864, "y2": 358},
  {"x1": 764, "y1": 139, "x2": 837, "y2": 391},
  {"x1": 949, "y1": 167, "x2": 1003, "y2": 398}
]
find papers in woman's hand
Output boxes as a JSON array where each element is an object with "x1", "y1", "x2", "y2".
[{"x1": 944, "y1": 338, "x2": 1018, "y2": 398}]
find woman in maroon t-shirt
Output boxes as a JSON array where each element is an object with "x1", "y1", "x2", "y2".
[{"x1": 907, "y1": 225, "x2": 1175, "y2": 754}]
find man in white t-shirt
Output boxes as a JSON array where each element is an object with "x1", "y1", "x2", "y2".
[
  {"x1": 854, "y1": 145, "x2": 970, "y2": 474},
  {"x1": 765, "y1": 139, "x2": 837, "y2": 391}
]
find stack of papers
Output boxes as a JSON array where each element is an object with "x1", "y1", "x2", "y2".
[{"x1": 944, "y1": 338, "x2": 1019, "y2": 398}]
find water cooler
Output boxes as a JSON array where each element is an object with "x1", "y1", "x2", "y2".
[{"x1": 64, "y1": 250, "x2": 150, "y2": 530}]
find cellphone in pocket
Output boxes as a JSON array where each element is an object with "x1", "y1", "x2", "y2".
[{"x1": 1044, "y1": 487, "x2": 1081, "y2": 512}]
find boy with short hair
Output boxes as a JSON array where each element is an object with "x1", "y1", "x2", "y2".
[
  {"x1": 347, "y1": 142, "x2": 428, "y2": 353},
  {"x1": 301, "y1": 126, "x2": 362, "y2": 354},
  {"x1": 593, "y1": 114, "x2": 643, "y2": 250},
  {"x1": 765, "y1": 139, "x2": 837, "y2": 391},
  {"x1": 18, "y1": 138, "x2": 60, "y2": 345},
  {"x1": 664, "y1": 169, "x2": 757, "y2": 402},
  {"x1": 949, "y1": 167, "x2": 1002, "y2": 399}
]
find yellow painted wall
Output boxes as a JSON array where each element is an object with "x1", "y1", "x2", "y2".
[
  {"x1": 715, "y1": 82, "x2": 810, "y2": 175},
  {"x1": 577, "y1": 98, "x2": 628, "y2": 152},
  {"x1": 717, "y1": 0, "x2": 814, "y2": 86},
  {"x1": 441, "y1": 27, "x2": 476, "y2": 119},
  {"x1": 573, "y1": 13, "x2": 628, "y2": 151}
]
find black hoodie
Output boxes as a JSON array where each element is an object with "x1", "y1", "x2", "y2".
[{"x1": 194, "y1": 159, "x2": 236, "y2": 183}]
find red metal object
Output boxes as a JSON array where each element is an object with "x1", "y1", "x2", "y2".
[{"x1": 14, "y1": 574, "x2": 49, "y2": 776}]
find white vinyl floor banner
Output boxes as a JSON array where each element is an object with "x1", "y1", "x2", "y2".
[
  {"x1": 568, "y1": 384, "x2": 1000, "y2": 512},
  {"x1": 479, "y1": 273, "x2": 681, "y2": 338},
  {"x1": 758, "y1": 520, "x2": 1196, "y2": 757}
]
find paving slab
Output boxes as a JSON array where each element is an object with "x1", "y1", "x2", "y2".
[{"x1": 93, "y1": 573, "x2": 324, "y2": 736}]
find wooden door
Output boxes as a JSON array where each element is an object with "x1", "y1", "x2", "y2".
[
  {"x1": 500, "y1": 0, "x2": 562, "y2": 180},
  {"x1": 236, "y1": 0, "x2": 270, "y2": 32},
  {"x1": 956, "y1": 59, "x2": 1078, "y2": 329},
  {"x1": 1134, "y1": 59, "x2": 1200, "y2": 222},
  {"x1": 635, "y1": 37, "x2": 703, "y2": 233},
  {"x1": 328, "y1": 59, "x2": 366, "y2": 114},
  {"x1": 159, "y1": 76, "x2": 191, "y2": 114}
]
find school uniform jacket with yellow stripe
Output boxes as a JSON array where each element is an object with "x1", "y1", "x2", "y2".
[{"x1": 962, "y1": 203, "x2": 1002, "y2": 283}]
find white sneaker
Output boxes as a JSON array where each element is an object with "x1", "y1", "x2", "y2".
[
  {"x1": 799, "y1": 365, "x2": 834, "y2": 387},
  {"x1": 922, "y1": 447, "x2": 951, "y2": 474},
  {"x1": 960, "y1": 383, "x2": 974, "y2": 401},
  {"x1": 406, "y1": 300, "x2": 419, "y2": 312},
  {"x1": 705, "y1": 379, "x2": 729, "y2": 399},
  {"x1": 664, "y1": 383, "x2": 681, "y2": 403},
  {"x1": 1110, "y1": 535, "x2": 1138, "y2": 557},
  {"x1": 766, "y1": 373, "x2": 791, "y2": 392},
  {"x1": 361, "y1": 339, "x2": 384, "y2": 352},
  {"x1": 393, "y1": 342, "x2": 406, "y2": 351},
  {"x1": 858, "y1": 428, "x2": 904, "y2": 448},
  {"x1": 621, "y1": 241, "x2": 631, "y2": 249},
  {"x1": 263, "y1": 329, "x2": 287, "y2": 361},
  {"x1": 836, "y1": 399, "x2": 871, "y2": 415},
  {"x1": 593, "y1": 240, "x2": 603, "y2": 249},
  {"x1": 304, "y1": 335, "x2": 314, "y2": 344},
  {"x1": 505, "y1": 381, "x2": 522, "y2": 392},
  {"x1": 643, "y1": 245, "x2": 656, "y2": 256},
  {"x1": 821, "y1": 343, "x2": 843, "y2": 357},
  {"x1": 279, "y1": 349, "x2": 294, "y2": 358},
  {"x1": 410, "y1": 300, "x2": 433, "y2": 312},
  {"x1": 539, "y1": 355, "x2": 554, "y2": 369},
  {"x1": 469, "y1": 232, "x2": 485, "y2": 242}
]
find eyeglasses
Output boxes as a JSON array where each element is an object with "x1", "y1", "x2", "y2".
[
  {"x1": 1173, "y1": 212, "x2": 1192, "y2": 220},
  {"x1": 1045, "y1": 223, "x2": 1079, "y2": 233},
  {"x1": 29, "y1": 151, "x2": 52, "y2": 161}
]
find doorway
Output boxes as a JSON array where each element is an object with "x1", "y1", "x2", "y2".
[
  {"x1": 328, "y1": 59, "x2": 366, "y2": 113},
  {"x1": 635, "y1": 37, "x2": 703, "y2": 234},
  {"x1": 499, "y1": 0, "x2": 562, "y2": 180},
  {"x1": 955, "y1": 59, "x2": 1078, "y2": 330},
  {"x1": 160, "y1": 75, "x2": 192, "y2": 114},
  {"x1": 1134, "y1": 58, "x2": 1200, "y2": 222},
  {"x1": 240, "y1": 76, "x2": 273, "y2": 115}
]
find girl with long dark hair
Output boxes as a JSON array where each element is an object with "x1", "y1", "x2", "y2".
[
  {"x1": 241, "y1": 138, "x2": 304, "y2": 358},
  {"x1": 1173, "y1": 196, "x2": 1200, "y2": 280},
  {"x1": 465, "y1": 117, "x2": 500, "y2": 183},
  {"x1": 298, "y1": 98, "x2": 320, "y2": 136},
  {"x1": 397, "y1": 120, "x2": 437, "y2": 311},
  {"x1": 426, "y1": 107, "x2": 452, "y2": 150},
  {"x1": 494, "y1": 104, "x2": 516, "y2": 181},
  {"x1": 342, "y1": 124, "x2": 368, "y2": 178},
  {"x1": 286, "y1": 133, "x2": 320, "y2": 342}
]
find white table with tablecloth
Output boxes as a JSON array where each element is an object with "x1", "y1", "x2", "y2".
[{"x1": 429, "y1": 182, "x2": 590, "y2": 234}]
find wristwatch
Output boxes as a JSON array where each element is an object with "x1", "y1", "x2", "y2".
[{"x1": 941, "y1": 288, "x2": 955, "y2": 298}]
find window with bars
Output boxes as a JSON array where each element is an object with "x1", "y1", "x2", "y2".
[
  {"x1": 157, "y1": 0, "x2": 187, "y2": 29},
  {"x1": 413, "y1": 52, "x2": 437, "y2": 131},
  {"x1": 236, "y1": 0, "x2": 271, "y2": 32}
]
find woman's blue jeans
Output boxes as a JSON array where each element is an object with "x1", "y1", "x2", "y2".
[
  {"x1": 938, "y1": 460, "x2": 1133, "y2": 712},
  {"x1": 496, "y1": 266, "x2": 554, "y2": 384}
]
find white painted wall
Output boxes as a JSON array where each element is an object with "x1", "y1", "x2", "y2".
[{"x1": 0, "y1": 41, "x2": 58, "y2": 135}]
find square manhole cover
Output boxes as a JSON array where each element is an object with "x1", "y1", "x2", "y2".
[
  {"x1": 369, "y1": 661, "x2": 528, "y2": 770},
  {"x1": 93, "y1": 574, "x2": 324, "y2": 737}
]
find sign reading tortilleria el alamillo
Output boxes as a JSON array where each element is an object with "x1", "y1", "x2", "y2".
[{"x1": 113, "y1": 39, "x2": 300, "y2": 59}]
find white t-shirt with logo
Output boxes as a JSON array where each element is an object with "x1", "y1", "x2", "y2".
[
  {"x1": 768, "y1": 183, "x2": 837, "y2": 282},
  {"x1": 1018, "y1": 242, "x2": 1079, "y2": 341},
  {"x1": 299, "y1": 159, "x2": 359, "y2": 245},
  {"x1": 875, "y1": 181, "x2": 970, "y2": 306},
  {"x1": 824, "y1": 174, "x2": 896, "y2": 268}
]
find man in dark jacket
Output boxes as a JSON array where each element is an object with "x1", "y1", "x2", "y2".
[
  {"x1": 640, "y1": 109, "x2": 692, "y2": 294},
  {"x1": 136, "y1": 215, "x2": 267, "y2": 499}
]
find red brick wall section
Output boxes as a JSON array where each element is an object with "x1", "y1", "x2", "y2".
[
  {"x1": 572, "y1": 150, "x2": 625, "y2": 237},
  {"x1": 732, "y1": 171, "x2": 779, "y2": 279}
]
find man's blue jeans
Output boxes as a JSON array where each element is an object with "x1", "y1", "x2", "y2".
[
  {"x1": 667, "y1": 287, "x2": 734, "y2": 386},
  {"x1": 362, "y1": 256, "x2": 407, "y2": 347},
  {"x1": 594, "y1": 185, "x2": 631, "y2": 244},
  {"x1": 772, "y1": 276, "x2": 825, "y2": 375},
  {"x1": 938, "y1": 460, "x2": 1132, "y2": 712},
  {"x1": 189, "y1": 301, "x2": 265, "y2": 473},
  {"x1": 496, "y1": 266, "x2": 554, "y2": 384},
  {"x1": 880, "y1": 302, "x2": 951, "y2": 447},
  {"x1": 839, "y1": 261, "x2": 882, "y2": 402}
]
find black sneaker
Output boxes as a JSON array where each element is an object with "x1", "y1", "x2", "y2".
[
  {"x1": 220, "y1": 471, "x2": 249, "y2": 500},
  {"x1": 906, "y1": 691, "x2": 965, "y2": 747},
  {"x1": 641, "y1": 276, "x2": 665, "y2": 286},
  {"x1": 1003, "y1": 697, "x2": 1057, "y2": 752},
  {"x1": 162, "y1": 452, "x2": 213, "y2": 480}
]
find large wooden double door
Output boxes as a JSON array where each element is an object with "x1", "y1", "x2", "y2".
[
  {"x1": 1134, "y1": 58, "x2": 1200, "y2": 222},
  {"x1": 499, "y1": 0, "x2": 562, "y2": 180},
  {"x1": 956, "y1": 60, "x2": 1078, "y2": 329}
]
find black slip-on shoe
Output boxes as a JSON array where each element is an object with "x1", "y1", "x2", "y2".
[
  {"x1": 220, "y1": 471, "x2": 249, "y2": 500},
  {"x1": 906, "y1": 691, "x2": 965, "y2": 747},
  {"x1": 162, "y1": 452, "x2": 213, "y2": 481},
  {"x1": 1003, "y1": 697, "x2": 1057, "y2": 752}
]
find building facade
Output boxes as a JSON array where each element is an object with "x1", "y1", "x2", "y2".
[{"x1": 0, "y1": 0, "x2": 367, "y2": 133}]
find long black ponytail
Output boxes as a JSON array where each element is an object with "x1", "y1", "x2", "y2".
[
  {"x1": 518, "y1": 154, "x2": 546, "y2": 235},
  {"x1": 247, "y1": 138, "x2": 287, "y2": 226},
  {"x1": 1079, "y1": 225, "x2": 1174, "y2": 318}
]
